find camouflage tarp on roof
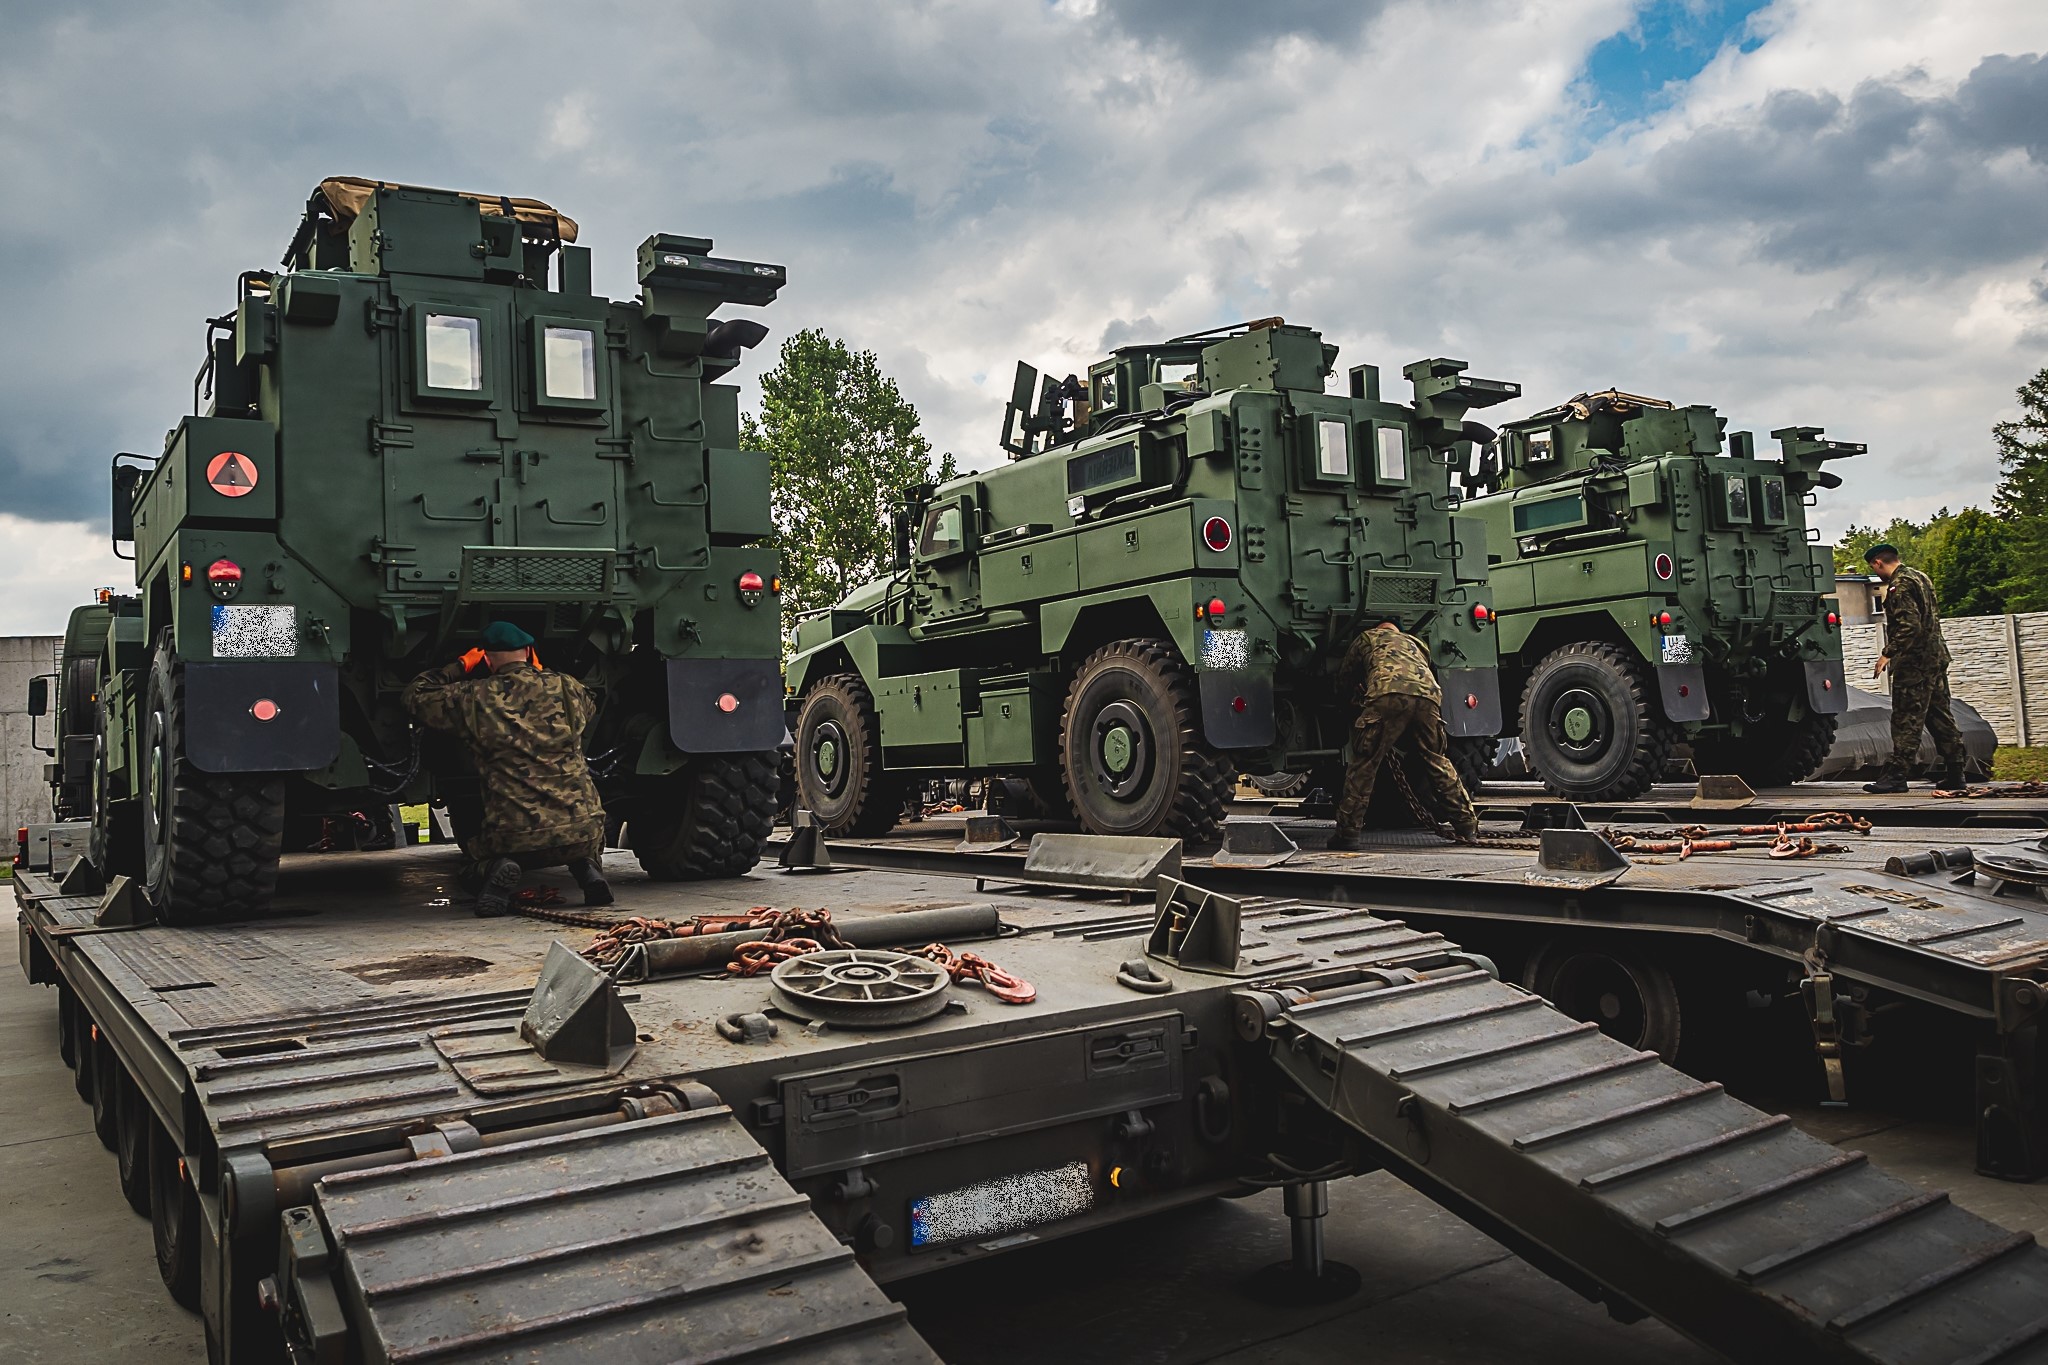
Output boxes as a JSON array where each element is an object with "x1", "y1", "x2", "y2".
[{"x1": 315, "y1": 177, "x2": 578, "y2": 242}]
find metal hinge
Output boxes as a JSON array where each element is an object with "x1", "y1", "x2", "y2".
[{"x1": 369, "y1": 419, "x2": 414, "y2": 453}]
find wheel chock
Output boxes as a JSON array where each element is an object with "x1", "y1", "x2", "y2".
[
  {"x1": 778, "y1": 808, "x2": 835, "y2": 872},
  {"x1": 1690, "y1": 774, "x2": 1758, "y2": 809},
  {"x1": 1210, "y1": 820, "x2": 1300, "y2": 868}
]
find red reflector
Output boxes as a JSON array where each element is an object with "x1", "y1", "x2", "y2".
[
  {"x1": 1202, "y1": 516, "x2": 1232, "y2": 552},
  {"x1": 207, "y1": 558, "x2": 242, "y2": 584},
  {"x1": 1465, "y1": 693, "x2": 1479, "y2": 709},
  {"x1": 1823, "y1": 679, "x2": 1835, "y2": 690},
  {"x1": 737, "y1": 571, "x2": 764, "y2": 593},
  {"x1": 1677, "y1": 685, "x2": 1690, "y2": 698},
  {"x1": 1231, "y1": 695, "x2": 1247, "y2": 713},
  {"x1": 1655, "y1": 554, "x2": 1674, "y2": 581},
  {"x1": 1207, "y1": 598, "x2": 1228, "y2": 620},
  {"x1": 250, "y1": 698, "x2": 279, "y2": 722},
  {"x1": 716, "y1": 693, "x2": 739, "y2": 713}
]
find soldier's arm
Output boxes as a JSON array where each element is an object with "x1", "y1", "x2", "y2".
[
  {"x1": 1881, "y1": 589, "x2": 1924, "y2": 659},
  {"x1": 563, "y1": 677, "x2": 597, "y2": 736},
  {"x1": 403, "y1": 667, "x2": 467, "y2": 733}
]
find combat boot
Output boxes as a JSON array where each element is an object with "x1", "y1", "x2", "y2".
[
  {"x1": 568, "y1": 858, "x2": 613, "y2": 907},
  {"x1": 474, "y1": 858, "x2": 522, "y2": 917},
  {"x1": 1863, "y1": 769, "x2": 1909, "y2": 795},
  {"x1": 1938, "y1": 764, "x2": 1972, "y2": 792},
  {"x1": 1453, "y1": 822, "x2": 1482, "y2": 846},
  {"x1": 1325, "y1": 829, "x2": 1363, "y2": 852}
]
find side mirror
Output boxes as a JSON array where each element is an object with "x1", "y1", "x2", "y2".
[
  {"x1": 111, "y1": 455, "x2": 149, "y2": 559},
  {"x1": 27, "y1": 675, "x2": 49, "y2": 716},
  {"x1": 891, "y1": 508, "x2": 912, "y2": 573}
]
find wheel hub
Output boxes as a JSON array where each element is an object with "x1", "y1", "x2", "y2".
[
  {"x1": 1091, "y1": 700, "x2": 1153, "y2": 800},
  {"x1": 1562, "y1": 706, "x2": 1595, "y2": 743},
  {"x1": 1550, "y1": 688, "x2": 1608, "y2": 757},
  {"x1": 810, "y1": 720, "x2": 848, "y2": 797}
]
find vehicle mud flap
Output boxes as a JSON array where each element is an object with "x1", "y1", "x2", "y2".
[
  {"x1": 184, "y1": 661, "x2": 339, "y2": 773},
  {"x1": 310, "y1": 1103, "x2": 937, "y2": 1362},
  {"x1": 1256, "y1": 968, "x2": 2048, "y2": 1363},
  {"x1": 1438, "y1": 668, "x2": 1501, "y2": 737},
  {"x1": 1655, "y1": 662, "x2": 1710, "y2": 723},
  {"x1": 665, "y1": 657, "x2": 785, "y2": 753},
  {"x1": 1198, "y1": 670, "x2": 1275, "y2": 749},
  {"x1": 1807, "y1": 658, "x2": 1850, "y2": 715}
]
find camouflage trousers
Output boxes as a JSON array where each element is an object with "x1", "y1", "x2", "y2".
[
  {"x1": 1334, "y1": 694, "x2": 1477, "y2": 838},
  {"x1": 1885, "y1": 662, "x2": 1968, "y2": 778},
  {"x1": 458, "y1": 837, "x2": 603, "y2": 893}
]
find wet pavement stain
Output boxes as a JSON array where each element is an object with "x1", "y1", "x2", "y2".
[{"x1": 341, "y1": 953, "x2": 493, "y2": 984}]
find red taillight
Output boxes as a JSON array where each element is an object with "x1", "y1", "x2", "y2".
[
  {"x1": 207, "y1": 558, "x2": 242, "y2": 584},
  {"x1": 1465, "y1": 693, "x2": 1479, "y2": 709},
  {"x1": 13, "y1": 827, "x2": 25, "y2": 869},
  {"x1": 1823, "y1": 678, "x2": 1835, "y2": 691},
  {"x1": 1207, "y1": 597, "x2": 1228, "y2": 620},
  {"x1": 250, "y1": 698, "x2": 279, "y2": 722},
  {"x1": 1654, "y1": 554, "x2": 1674, "y2": 581},
  {"x1": 1202, "y1": 516, "x2": 1232, "y2": 552},
  {"x1": 1657, "y1": 611, "x2": 1673, "y2": 627},
  {"x1": 1825, "y1": 611, "x2": 1839, "y2": 627},
  {"x1": 1472, "y1": 604, "x2": 1491, "y2": 623},
  {"x1": 716, "y1": 693, "x2": 739, "y2": 713},
  {"x1": 737, "y1": 571, "x2": 764, "y2": 593}
]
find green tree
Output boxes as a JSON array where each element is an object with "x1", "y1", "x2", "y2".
[
  {"x1": 1925, "y1": 507, "x2": 2013, "y2": 616},
  {"x1": 1833, "y1": 511, "x2": 1947, "y2": 576},
  {"x1": 1993, "y1": 366, "x2": 2048, "y2": 612},
  {"x1": 742, "y1": 329, "x2": 958, "y2": 645}
]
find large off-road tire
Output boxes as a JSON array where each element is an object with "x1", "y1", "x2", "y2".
[
  {"x1": 1447, "y1": 735, "x2": 1497, "y2": 794},
  {"x1": 1245, "y1": 771, "x2": 1308, "y2": 798},
  {"x1": 116, "y1": 1069, "x2": 152, "y2": 1216},
  {"x1": 1523, "y1": 940, "x2": 1682, "y2": 1061},
  {"x1": 1060, "y1": 640, "x2": 1233, "y2": 841},
  {"x1": 89, "y1": 698, "x2": 143, "y2": 881},
  {"x1": 628, "y1": 752, "x2": 779, "y2": 879},
  {"x1": 1694, "y1": 710, "x2": 1840, "y2": 789},
  {"x1": 1519, "y1": 642, "x2": 1674, "y2": 802},
  {"x1": 795, "y1": 676, "x2": 906, "y2": 837},
  {"x1": 91, "y1": 1032, "x2": 120, "y2": 1151},
  {"x1": 140, "y1": 633, "x2": 285, "y2": 925},
  {"x1": 149, "y1": 1119, "x2": 201, "y2": 1308}
]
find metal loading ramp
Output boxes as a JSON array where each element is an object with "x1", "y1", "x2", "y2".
[
  {"x1": 303, "y1": 1103, "x2": 939, "y2": 1364},
  {"x1": 1257, "y1": 968, "x2": 2048, "y2": 1365}
]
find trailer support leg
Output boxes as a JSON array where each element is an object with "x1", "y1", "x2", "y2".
[{"x1": 1244, "y1": 1180, "x2": 1360, "y2": 1304}]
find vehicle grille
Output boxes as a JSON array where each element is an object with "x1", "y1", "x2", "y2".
[
  {"x1": 460, "y1": 550, "x2": 610, "y2": 599},
  {"x1": 1364, "y1": 572, "x2": 1438, "y2": 607}
]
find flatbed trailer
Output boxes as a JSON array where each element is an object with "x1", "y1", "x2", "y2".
[
  {"x1": 1260, "y1": 781, "x2": 2048, "y2": 830},
  {"x1": 792, "y1": 812, "x2": 2048, "y2": 1181},
  {"x1": 18, "y1": 839, "x2": 2048, "y2": 1364}
]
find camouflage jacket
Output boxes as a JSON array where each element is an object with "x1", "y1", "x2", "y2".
[
  {"x1": 405, "y1": 665, "x2": 605, "y2": 857},
  {"x1": 1881, "y1": 565, "x2": 1951, "y2": 670},
  {"x1": 1339, "y1": 626, "x2": 1441, "y2": 706}
]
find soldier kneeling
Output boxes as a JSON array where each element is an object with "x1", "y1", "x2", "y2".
[
  {"x1": 406, "y1": 621, "x2": 613, "y2": 915},
  {"x1": 1328, "y1": 619, "x2": 1480, "y2": 852}
]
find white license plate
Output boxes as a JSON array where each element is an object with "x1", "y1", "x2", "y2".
[
  {"x1": 908, "y1": 1161, "x2": 1096, "y2": 1249},
  {"x1": 1660, "y1": 634, "x2": 1693, "y2": 664}
]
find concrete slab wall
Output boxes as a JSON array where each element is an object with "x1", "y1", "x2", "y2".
[
  {"x1": 1842, "y1": 612, "x2": 2048, "y2": 746},
  {"x1": 0, "y1": 636, "x2": 60, "y2": 831}
]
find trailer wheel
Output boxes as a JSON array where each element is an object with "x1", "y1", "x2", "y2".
[
  {"x1": 71, "y1": 997, "x2": 95, "y2": 1102},
  {"x1": 57, "y1": 983, "x2": 78, "y2": 1069},
  {"x1": 91, "y1": 1030, "x2": 121, "y2": 1151},
  {"x1": 1695, "y1": 711, "x2": 1840, "y2": 789},
  {"x1": 149, "y1": 1120, "x2": 201, "y2": 1309},
  {"x1": 795, "y1": 675, "x2": 905, "y2": 837},
  {"x1": 116, "y1": 1070, "x2": 152, "y2": 1216},
  {"x1": 629, "y1": 751, "x2": 780, "y2": 879},
  {"x1": 140, "y1": 632, "x2": 286, "y2": 925},
  {"x1": 1447, "y1": 736, "x2": 1496, "y2": 794},
  {"x1": 1519, "y1": 642, "x2": 1674, "y2": 801},
  {"x1": 1524, "y1": 941, "x2": 1681, "y2": 1061},
  {"x1": 1061, "y1": 640, "x2": 1233, "y2": 842}
]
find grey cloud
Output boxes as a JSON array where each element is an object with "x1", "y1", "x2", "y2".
[
  {"x1": 1424, "y1": 53, "x2": 2048, "y2": 278},
  {"x1": 1095, "y1": 0, "x2": 1388, "y2": 71}
]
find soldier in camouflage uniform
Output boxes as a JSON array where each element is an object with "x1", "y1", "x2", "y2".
[
  {"x1": 1863, "y1": 543, "x2": 1970, "y2": 794},
  {"x1": 405, "y1": 621, "x2": 613, "y2": 915},
  {"x1": 1328, "y1": 621, "x2": 1479, "y2": 851}
]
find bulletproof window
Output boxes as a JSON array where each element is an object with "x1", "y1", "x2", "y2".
[
  {"x1": 918, "y1": 502, "x2": 966, "y2": 558},
  {"x1": 424, "y1": 314, "x2": 483, "y2": 391},
  {"x1": 1760, "y1": 475, "x2": 1788, "y2": 524},
  {"x1": 1066, "y1": 441, "x2": 1138, "y2": 495},
  {"x1": 1523, "y1": 427, "x2": 1557, "y2": 464},
  {"x1": 1512, "y1": 493, "x2": 1588, "y2": 535},
  {"x1": 1315, "y1": 419, "x2": 1350, "y2": 478},
  {"x1": 1375, "y1": 425, "x2": 1409, "y2": 483},
  {"x1": 1095, "y1": 372, "x2": 1119, "y2": 411},
  {"x1": 542, "y1": 326, "x2": 597, "y2": 401},
  {"x1": 1157, "y1": 361, "x2": 1199, "y2": 389},
  {"x1": 1726, "y1": 477, "x2": 1751, "y2": 521}
]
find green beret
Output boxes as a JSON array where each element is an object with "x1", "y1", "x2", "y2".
[
  {"x1": 1863, "y1": 542, "x2": 1899, "y2": 563},
  {"x1": 481, "y1": 621, "x2": 535, "y2": 651}
]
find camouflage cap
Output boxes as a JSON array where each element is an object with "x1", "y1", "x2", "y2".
[
  {"x1": 481, "y1": 621, "x2": 536, "y2": 651},
  {"x1": 1863, "y1": 542, "x2": 1900, "y2": 563}
]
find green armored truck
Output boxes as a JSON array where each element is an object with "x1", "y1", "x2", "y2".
[
  {"x1": 36, "y1": 178, "x2": 789, "y2": 922},
  {"x1": 1462, "y1": 390, "x2": 1858, "y2": 800},
  {"x1": 786, "y1": 320, "x2": 1518, "y2": 839}
]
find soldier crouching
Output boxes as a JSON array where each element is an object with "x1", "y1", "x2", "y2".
[
  {"x1": 405, "y1": 621, "x2": 613, "y2": 915},
  {"x1": 1328, "y1": 619, "x2": 1480, "y2": 851}
]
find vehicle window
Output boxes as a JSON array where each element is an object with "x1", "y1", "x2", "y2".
[
  {"x1": 1375, "y1": 426, "x2": 1409, "y2": 482},
  {"x1": 1761, "y1": 476, "x2": 1787, "y2": 522},
  {"x1": 542, "y1": 325, "x2": 597, "y2": 401},
  {"x1": 1523, "y1": 427, "x2": 1556, "y2": 464},
  {"x1": 1727, "y1": 478, "x2": 1751, "y2": 521},
  {"x1": 1157, "y1": 361, "x2": 1198, "y2": 389},
  {"x1": 919, "y1": 503, "x2": 965, "y2": 557},
  {"x1": 424, "y1": 314, "x2": 483, "y2": 391},
  {"x1": 1095, "y1": 373, "x2": 1118, "y2": 411},
  {"x1": 1316, "y1": 418, "x2": 1350, "y2": 478}
]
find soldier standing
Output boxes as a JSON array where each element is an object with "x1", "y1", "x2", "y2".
[
  {"x1": 1863, "y1": 543, "x2": 1970, "y2": 794},
  {"x1": 405, "y1": 621, "x2": 613, "y2": 915},
  {"x1": 1328, "y1": 620, "x2": 1480, "y2": 850}
]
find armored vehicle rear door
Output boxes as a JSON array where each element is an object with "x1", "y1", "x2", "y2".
[
  {"x1": 1284, "y1": 399, "x2": 1361, "y2": 615},
  {"x1": 499, "y1": 296, "x2": 621, "y2": 561}
]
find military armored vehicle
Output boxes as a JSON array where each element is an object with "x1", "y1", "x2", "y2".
[
  {"x1": 786, "y1": 321, "x2": 1519, "y2": 839},
  {"x1": 49, "y1": 178, "x2": 789, "y2": 922},
  {"x1": 26, "y1": 592, "x2": 121, "y2": 822},
  {"x1": 1461, "y1": 390, "x2": 1857, "y2": 800}
]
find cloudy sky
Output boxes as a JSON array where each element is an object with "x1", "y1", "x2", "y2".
[{"x1": 3, "y1": 0, "x2": 2045, "y2": 633}]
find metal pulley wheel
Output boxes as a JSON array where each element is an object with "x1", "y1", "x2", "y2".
[{"x1": 768, "y1": 949, "x2": 952, "y2": 1027}]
